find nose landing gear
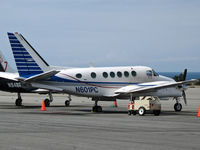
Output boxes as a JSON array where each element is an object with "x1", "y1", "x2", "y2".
[{"x1": 174, "y1": 98, "x2": 182, "y2": 112}]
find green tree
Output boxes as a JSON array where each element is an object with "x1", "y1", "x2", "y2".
[{"x1": 173, "y1": 73, "x2": 184, "y2": 82}]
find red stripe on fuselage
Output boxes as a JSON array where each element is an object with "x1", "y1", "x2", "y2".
[{"x1": 60, "y1": 73, "x2": 119, "y2": 89}]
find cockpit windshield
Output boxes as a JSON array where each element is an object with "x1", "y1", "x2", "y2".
[{"x1": 152, "y1": 69, "x2": 159, "y2": 76}]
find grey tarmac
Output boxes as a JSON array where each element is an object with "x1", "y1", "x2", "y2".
[{"x1": 0, "y1": 88, "x2": 200, "y2": 150}]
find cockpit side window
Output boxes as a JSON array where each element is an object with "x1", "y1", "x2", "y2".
[
  {"x1": 152, "y1": 69, "x2": 159, "y2": 76},
  {"x1": 146, "y1": 70, "x2": 153, "y2": 77}
]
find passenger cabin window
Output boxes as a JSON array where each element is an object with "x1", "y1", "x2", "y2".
[
  {"x1": 76, "y1": 73, "x2": 82, "y2": 78},
  {"x1": 91, "y1": 72, "x2": 96, "y2": 78},
  {"x1": 124, "y1": 71, "x2": 129, "y2": 77},
  {"x1": 110, "y1": 72, "x2": 115, "y2": 78},
  {"x1": 117, "y1": 71, "x2": 122, "y2": 78},
  {"x1": 146, "y1": 70, "x2": 153, "y2": 77},
  {"x1": 152, "y1": 69, "x2": 159, "y2": 76},
  {"x1": 103, "y1": 72, "x2": 108, "y2": 78},
  {"x1": 131, "y1": 71, "x2": 137, "y2": 77}
]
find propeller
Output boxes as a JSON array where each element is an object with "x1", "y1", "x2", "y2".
[
  {"x1": 182, "y1": 69, "x2": 187, "y2": 105},
  {"x1": 182, "y1": 90, "x2": 187, "y2": 105},
  {"x1": 183, "y1": 69, "x2": 187, "y2": 81}
]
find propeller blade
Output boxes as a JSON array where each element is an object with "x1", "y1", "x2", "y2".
[
  {"x1": 183, "y1": 69, "x2": 187, "y2": 81},
  {"x1": 182, "y1": 90, "x2": 187, "y2": 105}
]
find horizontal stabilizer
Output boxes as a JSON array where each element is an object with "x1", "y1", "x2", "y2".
[{"x1": 24, "y1": 70, "x2": 59, "y2": 82}]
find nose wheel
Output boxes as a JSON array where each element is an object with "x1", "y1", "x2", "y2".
[
  {"x1": 174, "y1": 103, "x2": 182, "y2": 112},
  {"x1": 174, "y1": 98, "x2": 182, "y2": 112}
]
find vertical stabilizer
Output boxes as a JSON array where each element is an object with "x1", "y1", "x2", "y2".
[{"x1": 7, "y1": 32, "x2": 50, "y2": 77}]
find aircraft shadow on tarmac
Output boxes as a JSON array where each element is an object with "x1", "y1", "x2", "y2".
[
  {"x1": 19, "y1": 110, "x2": 198, "y2": 117},
  {"x1": 0, "y1": 104, "x2": 197, "y2": 116}
]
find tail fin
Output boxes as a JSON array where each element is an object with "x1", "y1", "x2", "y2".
[
  {"x1": 0, "y1": 50, "x2": 14, "y2": 72},
  {"x1": 7, "y1": 32, "x2": 50, "y2": 77}
]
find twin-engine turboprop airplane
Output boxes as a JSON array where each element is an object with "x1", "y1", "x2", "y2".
[{"x1": 7, "y1": 32, "x2": 197, "y2": 112}]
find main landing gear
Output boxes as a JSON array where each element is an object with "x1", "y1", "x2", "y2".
[
  {"x1": 174, "y1": 98, "x2": 182, "y2": 112},
  {"x1": 15, "y1": 92, "x2": 22, "y2": 106},
  {"x1": 92, "y1": 100, "x2": 102, "y2": 112},
  {"x1": 44, "y1": 92, "x2": 53, "y2": 107},
  {"x1": 44, "y1": 93, "x2": 72, "y2": 107},
  {"x1": 65, "y1": 95, "x2": 71, "y2": 107}
]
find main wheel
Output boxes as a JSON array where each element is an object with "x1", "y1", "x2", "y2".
[
  {"x1": 44, "y1": 98, "x2": 50, "y2": 107},
  {"x1": 174, "y1": 103, "x2": 182, "y2": 112},
  {"x1": 138, "y1": 107, "x2": 145, "y2": 116},
  {"x1": 97, "y1": 106, "x2": 102, "y2": 112},
  {"x1": 92, "y1": 106, "x2": 102, "y2": 112},
  {"x1": 15, "y1": 98, "x2": 22, "y2": 106},
  {"x1": 65, "y1": 100, "x2": 70, "y2": 107}
]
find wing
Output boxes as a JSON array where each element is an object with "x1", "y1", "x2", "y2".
[{"x1": 115, "y1": 80, "x2": 198, "y2": 95}]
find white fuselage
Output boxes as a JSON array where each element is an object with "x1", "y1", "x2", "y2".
[{"x1": 36, "y1": 66, "x2": 182, "y2": 99}]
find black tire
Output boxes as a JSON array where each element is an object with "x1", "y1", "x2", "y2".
[
  {"x1": 65, "y1": 100, "x2": 70, "y2": 107},
  {"x1": 15, "y1": 98, "x2": 22, "y2": 106},
  {"x1": 92, "y1": 106, "x2": 102, "y2": 112},
  {"x1": 44, "y1": 99, "x2": 50, "y2": 107},
  {"x1": 97, "y1": 106, "x2": 102, "y2": 112},
  {"x1": 138, "y1": 107, "x2": 145, "y2": 116},
  {"x1": 92, "y1": 106, "x2": 97, "y2": 112},
  {"x1": 92, "y1": 106, "x2": 98, "y2": 112},
  {"x1": 128, "y1": 111, "x2": 132, "y2": 115},
  {"x1": 174, "y1": 103, "x2": 182, "y2": 112},
  {"x1": 153, "y1": 110, "x2": 160, "y2": 116}
]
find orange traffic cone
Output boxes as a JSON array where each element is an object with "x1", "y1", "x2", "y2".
[
  {"x1": 113, "y1": 100, "x2": 118, "y2": 107},
  {"x1": 197, "y1": 104, "x2": 200, "y2": 117},
  {"x1": 41, "y1": 99, "x2": 46, "y2": 111}
]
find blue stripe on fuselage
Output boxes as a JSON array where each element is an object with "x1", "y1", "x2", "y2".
[
  {"x1": 19, "y1": 74, "x2": 155, "y2": 87},
  {"x1": 44, "y1": 76, "x2": 154, "y2": 86}
]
